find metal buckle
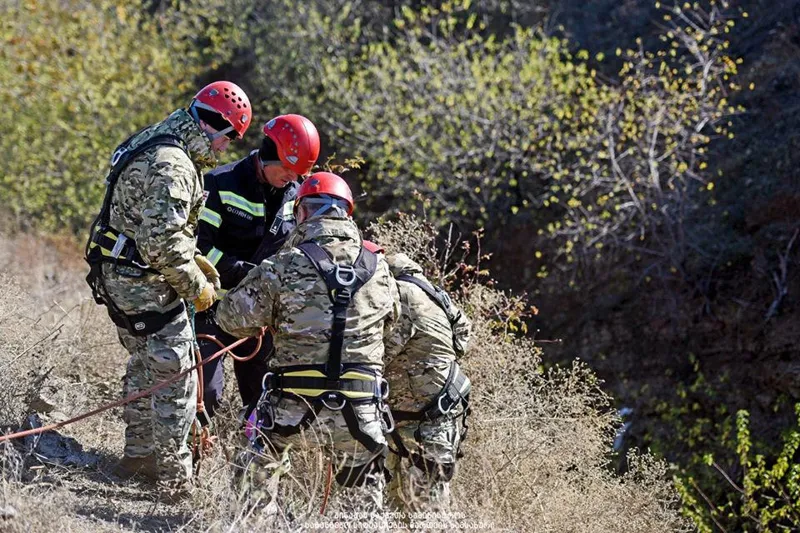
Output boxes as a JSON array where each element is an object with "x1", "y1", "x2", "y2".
[
  {"x1": 379, "y1": 377, "x2": 390, "y2": 401},
  {"x1": 110, "y1": 146, "x2": 128, "y2": 167},
  {"x1": 320, "y1": 393, "x2": 347, "y2": 411},
  {"x1": 438, "y1": 393, "x2": 455, "y2": 416},
  {"x1": 334, "y1": 264, "x2": 357, "y2": 286}
]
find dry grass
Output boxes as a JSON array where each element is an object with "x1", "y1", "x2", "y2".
[{"x1": 0, "y1": 226, "x2": 690, "y2": 532}]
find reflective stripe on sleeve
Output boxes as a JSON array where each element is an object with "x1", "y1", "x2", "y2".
[
  {"x1": 200, "y1": 207, "x2": 222, "y2": 228},
  {"x1": 207, "y1": 247, "x2": 223, "y2": 266}
]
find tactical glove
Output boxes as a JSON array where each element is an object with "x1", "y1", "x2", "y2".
[
  {"x1": 195, "y1": 254, "x2": 221, "y2": 290},
  {"x1": 193, "y1": 283, "x2": 217, "y2": 312}
]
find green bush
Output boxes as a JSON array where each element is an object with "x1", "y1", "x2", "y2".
[
  {"x1": 676, "y1": 405, "x2": 800, "y2": 532},
  {"x1": 0, "y1": 0, "x2": 237, "y2": 233},
  {"x1": 235, "y1": 0, "x2": 739, "y2": 284}
]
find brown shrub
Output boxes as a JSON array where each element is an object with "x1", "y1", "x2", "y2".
[{"x1": 0, "y1": 226, "x2": 689, "y2": 532}]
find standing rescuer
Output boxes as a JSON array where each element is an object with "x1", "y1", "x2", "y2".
[
  {"x1": 84, "y1": 81, "x2": 251, "y2": 496},
  {"x1": 195, "y1": 114, "x2": 320, "y2": 425},
  {"x1": 215, "y1": 172, "x2": 400, "y2": 513}
]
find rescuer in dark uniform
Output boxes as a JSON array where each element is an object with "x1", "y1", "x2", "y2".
[{"x1": 195, "y1": 114, "x2": 320, "y2": 423}]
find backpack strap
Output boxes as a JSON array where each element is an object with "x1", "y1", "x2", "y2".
[{"x1": 296, "y1": 241, "x2": 378, "y2": 381}]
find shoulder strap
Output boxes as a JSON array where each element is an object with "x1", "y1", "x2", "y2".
[
  {"x1": 395, "y1": 273, "x2": 455, "y2": 322},
  {"x1": 296, "y1": 241, "x2": 378, "y2": 381},
  {"x1": 99, "y1": 134, "x2": 187, "y2": 227},
  {"x1": 86, "y1": 133, "x2": 187, "y2": 263}
]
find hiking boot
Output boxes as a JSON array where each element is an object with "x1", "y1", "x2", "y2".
[{"x1": 112, "y1": 454, "x2": 157, "y2": 481}]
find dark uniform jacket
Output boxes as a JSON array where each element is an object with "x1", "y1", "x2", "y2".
[{"x1": 197, "y1": 152, "x2": 298, "y2": 289}]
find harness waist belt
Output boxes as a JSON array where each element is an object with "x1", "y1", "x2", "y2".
[
  {"x1": 107, "y1": 300, "x2": 186, "y2": 336},
  {"x1": 88, "y1": 226, "x2": 158, "y2": 273},
  {"x1": 265, "y1": 366, "x2": 383, "y2": 401}
]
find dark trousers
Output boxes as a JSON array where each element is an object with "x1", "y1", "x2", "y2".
[{"x1": 195, "y1": 309, "x2": 274, "y2": 421}]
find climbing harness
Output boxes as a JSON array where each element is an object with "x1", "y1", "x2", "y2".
[
  {"x1": 247, "y1": 241, "x2": 393, "y2": 486},
  {"x1": 389, "y1": 275, "x2": 474, "y2": 473},
  {"x1": 84, "y1": 131, "x2": 189, "y2": 336}
]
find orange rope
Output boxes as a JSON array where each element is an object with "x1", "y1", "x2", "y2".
[
  {"x1": 320, "y1": 460, "x2": 333, "y2": 515},
  {"x1": 192, "y1": 333, "x2": 264, "y2": 468},
  {"x1": 195, "y1": 333, "x2": 264, "y2": 362},
  {"x1": 0, "y1": 334, "x2": 262, "y2": 443}
]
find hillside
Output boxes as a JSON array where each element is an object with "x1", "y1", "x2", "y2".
[{"x1": 0, "y1": 227, "x2": 688, "y2": 532}]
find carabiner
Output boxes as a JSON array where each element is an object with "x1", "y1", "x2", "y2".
[
  {"x1": 320, "y1": 394, "x2": 347, "y2": 411},
  {"x1": 261, "y1": 372, "x2": 274, "y2": 393},
  {"x1": 438, "y1": 394, "x2": 454, "y2": 416}
]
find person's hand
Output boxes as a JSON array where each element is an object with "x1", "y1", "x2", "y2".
[
  {"x1": 193, "y1": 283, "x2": 217, "y2": 312},
  {"x1": 195, "y1": 254, "x2": 221, "y2": 289}
]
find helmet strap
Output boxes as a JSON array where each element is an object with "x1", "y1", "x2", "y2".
[
  {"x1": 298, "y1": 195, "x2": 349, "y2": 222},
  {"x1": 189, "y1": 101, "x2": 235, "y2": 141}
]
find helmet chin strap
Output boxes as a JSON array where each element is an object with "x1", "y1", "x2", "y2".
[{"x1": 189, "y1": 101, "x2": 235, "y2": 141}]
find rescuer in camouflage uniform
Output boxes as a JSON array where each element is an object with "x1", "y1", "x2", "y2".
[
  {"x1": 383, "y1": 252, "x2": 472, "y2": 512},
  {"x1": 88, "y1": 81, "x2": 252, "y2": 491},
  {"x1": 216, "y1": 172, "x2": 400, "y2": 513}
]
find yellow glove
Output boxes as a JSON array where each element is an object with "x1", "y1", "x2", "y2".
[
  {"x1": 193, "y1": 283, "x2": 217, "y2": 312},
  {"x1": 195, "y1": 254, "x2": 221, "y2": 290}
]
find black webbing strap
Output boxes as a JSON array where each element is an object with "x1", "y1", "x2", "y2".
[
  {"x1": 395, "y1": 273, "x2": 455, "y2": 322},
  {"x1": 85, "y1": 133, "x2": 187, "y2": 265},
  {"x1": 296, "y1": 242, "x2": 378, "y2": 382},
  {"x1": 341, "y1": 402, "x2": 388, "y2": 455},
  {"x1": 106, "y1": 300, "x2": 186, "y2": 336},
  {"x1": 392, "y1": 361, "x2": 471, "y2": 422},
  {"x1": 264, "y1": 375, "x2": 377, "y2": 395},
  {"x1": 90, "y1": 230, "x2": 158, "y2": 273}
]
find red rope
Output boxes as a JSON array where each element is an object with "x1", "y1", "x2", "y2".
[
  {"x1": 320, "y1": 460, "x2": 334, "y2": 515},
  {"x1": 0, "y1": 333, "x2": 262, "y2": 443},
  {"x1": 195, "y1": 333, "x2": 263, "y2": 362},
  {"x1": 191, "y1": 332, "x2": 264, "y2": 462}
]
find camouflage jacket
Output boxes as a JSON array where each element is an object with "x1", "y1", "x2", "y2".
[
  {"x1": 384, "y1": 253, "x2": 461, "y2": 412},
  {"x1": 216, "y1": 217, "x2": 401, "y2": 370},
  {"x1": 101, "y1": 109, "x2": 216, "y2": 313}
]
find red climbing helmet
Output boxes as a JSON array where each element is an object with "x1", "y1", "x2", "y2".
[
  {"x1": 294, "y1": 172, "x2": 354, "y2": 223},
  {"x1": 190, "y1": 81, "x2": 252, "y2": 139},
  {"x1": 263, "y1": 115, "x2": 320, "y2": 175}
]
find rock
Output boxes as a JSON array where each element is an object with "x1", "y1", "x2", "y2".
[
  {"x1": 21, "y1": 414, "x2": 99, "y2": 468},
  {"x1": 29, "y1": 393, "x2": 57, "y2": 414}
]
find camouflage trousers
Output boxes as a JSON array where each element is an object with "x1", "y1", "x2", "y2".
[
  {"x1": 386, "y1": 415, "x2": 462, "y2": 513},
  {"x1": 118, "y1": 311, "x2": 197, "y2": 482},
  {"x1": 239, "y1": 394, "x2": 388, "y2": 517}
]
